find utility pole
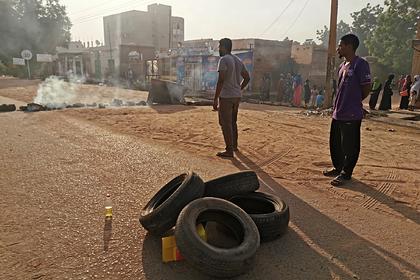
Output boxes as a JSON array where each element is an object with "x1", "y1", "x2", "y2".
[{"x1": 323, "y1": 0, "x2": 338, "y2": 109}]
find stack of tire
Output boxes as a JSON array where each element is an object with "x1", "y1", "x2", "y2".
[{"x1": 139, "y1": 170, "x2": 290, "y2": 278}]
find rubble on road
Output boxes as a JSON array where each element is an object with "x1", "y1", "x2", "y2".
[
  {"x1": 301, "y1": 108, "x2": 333, "y2": 117},
  {"x1": 25, "y1": 103, "x2": 46, "y2": 112},
  {"x1": 0, "y1": 104, "x2": 16, "y2": 112}
]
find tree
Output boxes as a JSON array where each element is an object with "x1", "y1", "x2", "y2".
[
  {"x1": 365, "y1": 0, "x2": 419, "y2": 74},
  {"x1": 316, "y1": 20, "x2": 351, "y2": 48},
  {"x1": 350, "y1": 4, "x2": 384, "y2": 57},
  {"x1": 0, "y1": 0, "x2": 71, "y2": 75}
]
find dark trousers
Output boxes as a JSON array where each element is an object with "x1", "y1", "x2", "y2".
[
  {"x1": 329, "y1": 119, "x2": 362, "y2": 178},
  {"x1": 218, "y1": 97, "x2": 240, "y2": 152}
]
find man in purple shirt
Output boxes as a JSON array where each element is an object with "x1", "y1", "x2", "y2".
[{"x1": 323, "y1": 34, "x2": 372, "y2": 186}]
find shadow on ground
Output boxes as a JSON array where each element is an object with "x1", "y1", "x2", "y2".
[
  {"x1": 343, "y1": 179, "x2": 419, "y2": 225},
  {"x1": 140, "y1": 151, "x2": 419, "y2": 280}
]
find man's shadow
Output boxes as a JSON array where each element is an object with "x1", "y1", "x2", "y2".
[
  {"x1": 342, "y1": 179, "x2": 419, "y2": 225},
  {"x1": 229, "y1": 150, "x2": 419, "y2": 279}
]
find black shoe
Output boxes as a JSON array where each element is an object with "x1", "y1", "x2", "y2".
[
  {"x1": 216, "y1": 151, "x2": 234, "y2": 158},
  {"x1": 323, "y1": 168, "x2": 341, "y2": 177},
  {"x1": 331, "y1": 174, "x2": 351, "y2": 187}
]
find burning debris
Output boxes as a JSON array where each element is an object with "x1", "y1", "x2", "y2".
[
  {"x1": 19, "y1": 101, "x2": 148, "y2": 112},
  {"x1": 0, "y1": 104, "x2": 16, "y2": 112}
]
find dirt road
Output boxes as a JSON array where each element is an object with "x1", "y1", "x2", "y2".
[{"x1": 0, "y1": 79, "x2": 419, "y2": 279}]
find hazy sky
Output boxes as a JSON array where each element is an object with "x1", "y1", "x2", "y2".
[{"x1": 63, "y1": 0, "x2": 384, "y2": 44}]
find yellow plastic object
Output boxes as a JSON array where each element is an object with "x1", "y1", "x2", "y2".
[{"x1": 162, "y1": 224, "x2": 206, "y2": 263}]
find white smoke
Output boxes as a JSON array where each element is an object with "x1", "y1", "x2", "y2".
[
  {"x1": 33, "y1": 75, "x2": 149, "y2": 108},
  {"x1": 34, "y1": 76, "x2": 79, "y2": 108}
]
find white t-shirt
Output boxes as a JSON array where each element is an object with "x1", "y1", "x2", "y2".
[{"x1": 217, "y1": 54, "x2": 245, "y2": 98}]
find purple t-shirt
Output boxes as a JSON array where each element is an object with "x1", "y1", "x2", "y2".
[{"x1": 333, "y1": 56, "x2": 371, "y2": 120}]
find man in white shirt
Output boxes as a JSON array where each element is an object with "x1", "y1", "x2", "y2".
[{"x1": 213, "y1": 38, "x2": 250, "y2": 158}]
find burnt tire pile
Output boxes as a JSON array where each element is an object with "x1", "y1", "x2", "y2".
[{"x1": 139, "y1": 170, "x2": 290, "y2": 278}]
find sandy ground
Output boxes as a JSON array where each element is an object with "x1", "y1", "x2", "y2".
[{"x1": 0, "y1": 79, "x2": 419, "y2": 280}]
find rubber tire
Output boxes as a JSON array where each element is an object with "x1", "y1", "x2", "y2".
[
  {"x1": 204, "y1": 171, "x2": 259, "y2": 199},
  {"x1": 175, "y1": 197, "x2": 260, "y2": 278},
  {"x1": 0, "y1": 104, "x2": 16, "y2": 112},
  {"x1": 229, "y1": 192, "x2": 289, "y2": 242},
  {"x1": 139, "y1": 171, "x2": 205, "y2": 236}
]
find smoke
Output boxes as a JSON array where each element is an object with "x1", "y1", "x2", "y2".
[
  {"x1": 34, "y1": 76, "x2": 78, "y2": 108},
  {"x1": 33, "y1": 75, "x2": 149, "y2": 108}
]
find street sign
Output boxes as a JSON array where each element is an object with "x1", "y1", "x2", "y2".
[
  {"x1": 20, "y1": 50, "x2": 32, "y2": 79},
  {"x1": 37, "y1": 54, "x2": 53, "y2": 62},
  {"x1": 21, "y1": 50, "x2": 33, "y2": 60},
  {"x1": 13, "y1": 58, "x2": 25, "y2": 65}
]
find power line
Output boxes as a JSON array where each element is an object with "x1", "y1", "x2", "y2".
[
  {"x1": 260, "y1": 0, "x2": 294, "y2": 36},
  {"x1": 72, "y1": 0, "x2": 152, "y2": 25},
  {"x1": 281, "y1": 0, "x2": 310, "y2": 39},
  {"x1": 72, "y1": 0, "x2": 140, "y2": 23},
  {"x1": 69, "y1": 0, "x2": 114, "y2": 17}
]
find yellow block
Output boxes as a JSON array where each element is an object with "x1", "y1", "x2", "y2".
[{"x1": 162, "y1": 224, "x2": 206, "y2": 263}]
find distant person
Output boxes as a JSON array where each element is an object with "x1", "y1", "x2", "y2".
[
  {"x1": 276, "y1": 74, "x2": 285, "y2": 102},
  {"x1": 303, "y1": 79, "x2": 311, "y2": 107},
  {"x1": 369, "y1": 77, "x2": 382, "y2": 110},
  {"x1": 379, "y1": 74, "x2": 394, "y2": 111},
  {"x1": 292, "y1": 74, "x2": 303, "y2": 107},
  {"x1": 213, "y1": 38, "x2": 250, "y2": 158},
  {"x1": 323, "y1": 34, "x2": 372, "y2": 186},
  {"x1": 284, "y1": 73, "x2": 293, "y2": 104},
  {"x1": 399, "y1": 75, "x2": 411, "y2": 110},
  {"x1": 397, "y1": 74, "x2": 405, "y2": 92},
  {"x1": 409, "y1": 75, "x2": 420, "y2": 111},
  {"x1": 261, "y1": 74, "x2": 271, "y2": 101},
  {"x1": 316, "y1": 91, "x2": 324, "y2": 108},
  {"x1": 127, "y1": 68, "x2": 134, "y2": 88},
  {"x1": 310, "y1": 85, "x2": 318, "y2": 108}
]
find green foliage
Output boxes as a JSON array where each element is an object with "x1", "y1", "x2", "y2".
[
  {"x1": 365, "y1": 0, "x2": 419, "y2": 74},
  {"x1": 316, "y1": 20, "x2": 352, "y2": 48},
  {"x1": 350, "y1": 4, "x2": 383, "y2": 57},
  {"x1": 0, "y1": 0, "x2": 71, "y2": 76}
]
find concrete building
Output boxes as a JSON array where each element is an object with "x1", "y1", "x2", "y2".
[
  {"x1": 56, "y1": 41, "x2": 91, "y2": 78},
  {"x1": 101, "y1": 3, "x2": 184, "y2": 81},
  {"x1": 291, "y1": 42, "x2": 328, "y2": 87},
  {"x1": 103, "y1": 4, "x2": 184, "y2": 52},
  {"x1": 154, "y1": 38, "x2": 294, "y2": 92}
]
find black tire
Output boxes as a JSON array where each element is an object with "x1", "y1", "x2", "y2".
[
  {"x1": 229, "y1": 192, "x2": 289, "y2": 242},
  {"x1": 175, "y1": 197, "x2": 260, "y2": 278},
  {"x1": 0, "y1": 104, "x2": 16, "y2": 112},
  {"x1": 139, "y1": 171, "x2": 204, "y2": 235},
  {"x1": 204, "y1": 171, "x2": 259, "y2": 199}
]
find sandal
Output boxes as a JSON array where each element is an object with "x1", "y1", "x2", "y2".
[
  {"x1": 323, "y1": 168, "x2": 341, "y2": 177},
  {"x1": 330, "y1": 174, "x2": 351, "y2": 187},
  {"x1": 216, "y1": 151, "x2": 234, "y2": 158}
]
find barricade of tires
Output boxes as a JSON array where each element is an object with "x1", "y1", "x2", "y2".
[
  {"x1": 139, "y1": 170, "x2": 290, "y2": 278},
  {"x1": 0, "y1": 104, "x2": 16, "y2": 112}
]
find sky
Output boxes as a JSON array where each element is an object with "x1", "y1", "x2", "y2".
[{"x1": 63, "y1": 0, "x2": 384, "y2": 44}]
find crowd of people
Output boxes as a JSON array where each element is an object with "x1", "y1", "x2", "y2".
[
  {"x1": 261, "y1": 71, "x2": 419, "y2": 112},
  {"x1": 369, "y1": 74, "x2": 420, "y2": 111},
  {"x1": 261, "y1": 73, "x2": 327, "y2": 109}
]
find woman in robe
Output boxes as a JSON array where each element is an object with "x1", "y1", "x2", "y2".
[
  {"x1": 369, "y1": 77, "x2": 382, "y2": 110},
  {"x1": 379, "y1": 74, "x2": 394, "y2": 111},
  {"x1": 399, "y1": 75, "x2": 412, "y2": 110},
  {"x1": 292, "y1": 74, "x2": 303, "y2": 107}
]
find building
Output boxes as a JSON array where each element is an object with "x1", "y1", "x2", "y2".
[
  {"x1": 103, "y1": 4, "x2": 184, "y2": 52},
  {"x1": 101, "y1": 3, "x2": 184, "y2": 81},
  {"x1": 154, "y1": 38, "x2": 294, "y2": 92},
  {"x1": 291, "y1": 41, "x2": 328, "y2": 87},
  {"x1": 56, "y1": 41, "x2": 91, "y2": 78}
]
